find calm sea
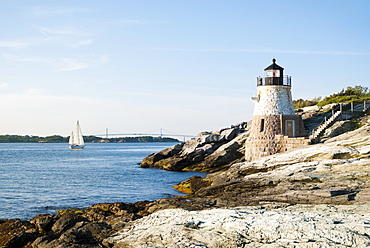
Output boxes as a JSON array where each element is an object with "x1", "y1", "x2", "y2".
[{"x1": 0, "y1": 143, "x2": 206, "y2": 220}]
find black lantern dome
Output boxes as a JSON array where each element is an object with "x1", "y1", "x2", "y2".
[
  {"x1": 265, "y1": 58, "x2": 284, "y2": 70},
  {"x1": 257, "y1": 59, "x2": 291, "y2": 86}
]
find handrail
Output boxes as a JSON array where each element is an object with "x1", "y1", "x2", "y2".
[
  {"x1": 309, "y1": 104, "x2": 342, "y2": 140},
  {"x1": 257, "y1": 75, "x2": 291, "y2": 86},
  {"x1": 308, "y1": 100, "x2": 369, "y2": 141}
]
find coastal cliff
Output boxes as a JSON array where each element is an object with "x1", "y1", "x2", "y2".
[{"x1": 1, "y1": 103, "x2": 370, "y2": 247}]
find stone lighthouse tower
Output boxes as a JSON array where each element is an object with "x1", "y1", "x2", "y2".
[{"x1": 245, "y1": 59, "x2": 309, "y2": 161}]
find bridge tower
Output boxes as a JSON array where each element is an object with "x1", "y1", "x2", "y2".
[{"x1": 245, "y1": 59, "x2": 309, "y2": 161}]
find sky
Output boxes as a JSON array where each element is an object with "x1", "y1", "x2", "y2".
[{"x1": 0, "y1": 0, "x2": 369, "y2": 137}]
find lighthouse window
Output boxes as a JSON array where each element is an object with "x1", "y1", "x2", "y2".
[
  {"x1": 260, "y1": 119, "x2": 265, "y2": 132},
  {"x1": 266, "y1": 70, "x2": 280, "y2": 77}
]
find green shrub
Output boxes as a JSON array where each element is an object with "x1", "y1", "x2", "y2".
[
  {"x1": 293, "y1": 97, "x2": 322, "y2": 109},
  {"x1": 316, "y1": 85, "x2": 370, "y2": 106},
  {"x1": 317, "y1": 95, "x2": 359, "y2": 106}
]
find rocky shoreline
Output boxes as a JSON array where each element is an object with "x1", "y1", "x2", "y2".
[
  {"x1": 2, "y1": 200, "x2": 370, "y2": 247},
  {"x1": 105, "y1": 204, "x2": 370, "y2": 247},
  {"x1": 1, "y1": 104, "x2": 370, "y2": 247}
]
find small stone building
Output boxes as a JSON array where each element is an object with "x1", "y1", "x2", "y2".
[{"x1": 245, "y1": 59, "x2": 310, "y2": 161}]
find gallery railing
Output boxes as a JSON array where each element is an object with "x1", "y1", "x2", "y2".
[{"x1": 257, "y1": 75, "x2": 292, "y2": 86}]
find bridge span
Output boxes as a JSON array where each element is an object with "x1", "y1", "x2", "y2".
[{"x1": 90, "y1": 128, "x2": 197, "y2": 140}]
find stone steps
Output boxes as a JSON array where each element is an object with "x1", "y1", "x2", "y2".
[{"x1": 310, "y1": 110, "x2": 342, "y2": 141}]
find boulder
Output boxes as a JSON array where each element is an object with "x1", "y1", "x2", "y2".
[
  {"x1": 219, "y1": 127, "x2": 239, "y2": 141},
  {"x1": 141, "y1": 143, "x2": 184, "y2": 168},
  {"x1": 0, "y1": 201, "x2": 159, "y2": 248},
  {"x1": 30, "y1": 214, "x2": 58, "y2": 234},
  {"x1": 178, "y1": 138, "x2": 202, "y2": 157},
  {"x1": 187, "y1": 132, "x2": 249, "y2": 172},
  {"x1": 58, "y1": 222, "x2": 111, "y2": 245},
  {"x1": 52, "y1": 214, "x2": 88, "y2": 234},
  {"x1": 0, "y1": 219, "x2": 39, "y2": 248},
  {"x1": 200, "y1": 133, "x2": 221, "y2": 143},
  {"x1": 173, "y1": 176, "x2": 211, "y2": 194},
  {"x1": 140, "y1": 122, "x2": 249, "y2": 172}
]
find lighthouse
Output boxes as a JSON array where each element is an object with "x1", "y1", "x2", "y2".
[{"x1": 245, "y1": 59, "x2": 309, "y2": 161}]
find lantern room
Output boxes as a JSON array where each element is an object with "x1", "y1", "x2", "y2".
[{"x1": 257, "y1": 59, "x2": 291, "y2": 86}]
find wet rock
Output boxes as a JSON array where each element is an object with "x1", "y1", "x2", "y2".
[
  {"x1": 59, "y1": 222, "x2": 111, "y2": 245},
  {"x1": 0, "y1": 219, "x2": 39, "y2": 248},
  {"x1": 173, "y1": 176, "x2": 211, "y2": 194},
  {"x1": 52, "y1": 214, "x2": 88, "y2": 234},
  {"x1": 0, "y1": 201, "x2": 158, "y2": 248},
  {"x1": 30, "y1": 214, "x2": 58, "y2": 234}
]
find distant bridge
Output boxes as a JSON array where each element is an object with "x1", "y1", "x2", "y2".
[{"x1": 90, "y1": 128, "x2": 197, "y2": 140}]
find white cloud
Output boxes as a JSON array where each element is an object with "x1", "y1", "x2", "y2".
[
  {"x1": 69, "y1": 39, "x2": 94, "y2": 48},
  {"x1": 3, "y1": 54, "x2": 91, "y2": 72},
  {"x1": 0, "y1": 41, "x2": 31, "y2": 49},
  {"x1": 4, "y1": 54, "x2": 51, "y2": 63},
  {"x1": 38, "y1": 26, "x2": 77, "y2": 36},
  {"x1": 57, "y1": 58, "x2": 89, "y2": 71}
]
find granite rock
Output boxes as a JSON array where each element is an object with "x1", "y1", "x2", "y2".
[
  {"x1": 104, "y1": 204, "x2": 370, "y2": 248},
  {"x1": 140, "y1": 122, "x2": 249, "y2": 172}
]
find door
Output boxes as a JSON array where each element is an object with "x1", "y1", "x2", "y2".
[{"x1": 285, "y1": 120, "x2": 295, "y2": 137}]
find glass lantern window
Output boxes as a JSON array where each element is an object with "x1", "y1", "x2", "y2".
[{"x1": 265, "y1": 70, "x2": 280, "y2": 77}]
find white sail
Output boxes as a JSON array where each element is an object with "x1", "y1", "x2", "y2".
[
  {"x1": 69, "y1": 121, "x2": 85, "y2": 149},
  {"x1": 68, "y1": 132, "x2": 73, "y2": 144}
]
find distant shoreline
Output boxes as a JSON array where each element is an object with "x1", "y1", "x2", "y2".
[{"x1": 0, "y1": 135, "x2": 180, "y2": 143}]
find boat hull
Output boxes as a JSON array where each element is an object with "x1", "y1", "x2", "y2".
[{"x1": 69, "y1": 145, "x2": 85, "y2": 150}]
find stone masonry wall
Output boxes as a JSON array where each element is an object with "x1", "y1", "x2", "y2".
[
  {"x1": 248, "y1": 115, "x2": 282, "y2": 139},
  {"x1": 245, "y1": 134, "x2": 310, "y2": 161},
  {"x1": 249, "y1": 115, "x2": 307, "y2": 139},
  {"x1": 252, "y1": 85, "x2": 295, "y2": 116},
  {"x1": 245, "y1": 114, "x2": 309, "y2": 162}
]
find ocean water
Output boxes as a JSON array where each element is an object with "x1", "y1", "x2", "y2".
[{"x1": 0, "y1": 143, "x2": 206, "y2": 220}]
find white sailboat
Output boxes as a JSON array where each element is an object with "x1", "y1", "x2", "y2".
[{"x1": 69, "y1": 121, "x2": 85, "y2": 149}]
